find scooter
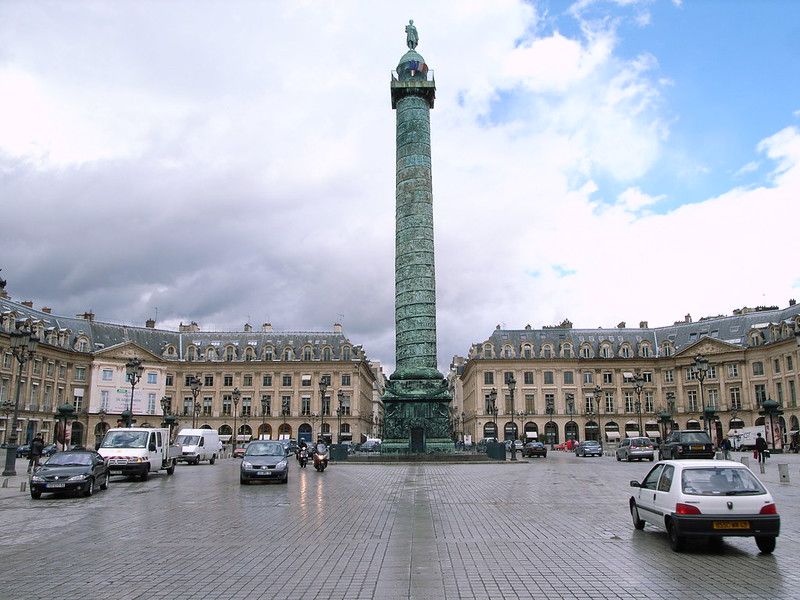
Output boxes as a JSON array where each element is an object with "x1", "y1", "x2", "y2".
[
  {"x1": 298, "y1": 447, "x2": 308, "y2": 468},
  {"x1": 313, "y1": 443, "x2": 329, "y2": 472}
]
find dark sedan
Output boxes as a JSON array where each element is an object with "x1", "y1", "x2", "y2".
[
  {"x1": 16, "y1": 444, "x2": 31, "y2": 458},
  {"x1": 240, "y1": 441, "x2": 289, "y2": 484},
  {"x1": 660, "y1": 431, "x2": 715, "y2": 459},
  {"x1": 576, "y1": 440, "x2": 603, "y2": 457},
  {"x1": 29, "y1": 450, "x2": 110, "y2": 499},
  {"x1": 522, "y1": 442, "x2": 547, "y2": 458}
]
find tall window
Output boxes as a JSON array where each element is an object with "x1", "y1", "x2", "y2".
[
  {"x1": 752, "y1": 362, "x2": 764, "y2": 376},
  {"x1": 204, "y1": 375, "x2": 214, "y2": 387},
  {"x1": 243, "y1": 374, "x2": 253, "y2": 387},
  {"x1": 729, "y1": 387, "x2": 741, "y2": 410},
  {"x1": 183, "y1": 397, "x2": 192, "y2": 416},
  {"x1": 543, "y1": 371, "x2": 554, "y2": 385},
  {"x1": 101, "y1": 390, "x2": 109, "y2": 411},
  {"x1": 727, "y1": 364, "x2": 739, "y2": 378},
  {"x1": 203, "y1": 396, "x2": 212, "y2": 416},
  {"x1": 787, "y1": 355, "x2": 794, "y2": 371},
  {"x1": 282, "y1": 374, "x2": 292, "y2": 387},
  {"x1": 603, "y1": 372, "x2": 613, "y2": 384},
  {"x1": 776, "y1": 382, "x2": 783, "y2": 404},
  {"x1": 242, "y1": 397, "x2": 251, "y2": 416},
  {"x1": 789, "y1": 381, "x2": 796, "y2": 408},
  {"x1": 754, "y1": 384, "x2": 767, "y2": 405},
  {"x1": 484, "y1": 372, "x2": 494, "y2": 385},
  {"x1": 545, "y1": 394, "x2": 555, "y2": 415},
  {"x1": 584, "y1": 396, "x2": 594, "y2": 413},
  {"x1": 148, "y1": 393, "x2": 156, "y2": 414},
  {"x1": 340, "y1": 395, "x2": 351, "y2": 415},
  {"x1": 645, "y1": 391, "x2": 654, "y2": 413},
  {"x1": 224, "y1": 375, "x2": 233, "y2": 386},
  {"x1": 322, "y1": 396, "x2": 331, "y2": 416},
  {"x1": 222, "y1": 395, "x2": 232, "y2": 416},
  {"x1": 563, "y1": 371, "x2": 574, "y2": 385},
  {"x1": 524, "y1": 394, "x2": 535, "y2": 413},
  {"x1": 523, "y1": 371, "x2": 534, "y2": 385},
  {"x1": 774, "y1": 358, "x2": 781, "y2": 374},
  {"x1": 261, "y1": 394, "x2": 272, "y2": 416},
  {"x1": 605, "y1": 392, "x2": 614, "y2": 413},
  {"x1": 262, "y1": 374, "x2": 272, "y2": 386},
  {"x1": 504, "y1": 371, "x2": 514, "y2": 384},
  {"x1": 283, "y1": 348, "x2": 293, "y2": 361},
  {"x1": 75, "y1": 367, "x2": 86, "y2": 382},
  {"x1": 322, "y1": 348, "x2": 331, "y2": 361},
  {"x1": 72, "y1": 393, "x2": 83, "y2": 411},
  {"x1": 664, "y1": 369, "x2": 674, "y2": 383},
  {"x1": 582, "y1": 372, "x2": 593, "y2": 385},
  {"x1": 301, "y1": 396, "x2": 311, "y2": 416},
  {"x1": 625, "y1": 392, "x2": 634, "y2": 413},
  {"x1": 342, "y1": 347, "x2": 351, "y2": 361},
  {"x1": 303, "y1": 347, "x2": 313, "y2": 361},
  {"x1": 341, "y1": 374, "x2": 351, "y2": 386},
  {"x1": 707, "y1": 389, "x2": 718, "y2": 410},
  {"x1": 687, "y1": 390, "x2": 698, "y2": 412}
]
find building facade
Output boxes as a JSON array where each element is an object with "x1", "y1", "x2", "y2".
[
  {"x1": 460, "y1": 304, "x2": 800, "y2": 449},
  {"x1": 0, "y1": 296, "x2": 380, "y2": 449}
]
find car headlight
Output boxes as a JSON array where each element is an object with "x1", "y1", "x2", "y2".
[
  {"x1": 241, "y1": 461, "x2": 252, "y2": 469},
  {"x1": 31, "y1": 476, "x2": 44, "y2": 483},
  {"x1": 277, "y1": 460, "x2": 287, "y2": 469},
  {"x1": 68, "y1": 474, "x2": 88, "y2": 481}
]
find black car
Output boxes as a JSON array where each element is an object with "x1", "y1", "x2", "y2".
[
  {"x1": 29, "y1": 450, "x2": 110, "y2": 499},
  {"x1": 16, "y1": 444, "x2": 31, "y2": 458},
  {"x1": 660, "y1": 430, "x2": 714, "y2": 459},
  {"x1": 522, "y1": 442, "x2": 547, "y2": 458},
  {"x1": 42, "y1": 444, "x2": 58, "y2": 457}
]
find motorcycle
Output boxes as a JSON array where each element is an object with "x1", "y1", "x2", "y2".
[
  {"x1": 313, "y1": 443, "x2": 329, "y2": 472},
  {"x1": 298, "y1": 447, "x2": 308, "y2": 468}
]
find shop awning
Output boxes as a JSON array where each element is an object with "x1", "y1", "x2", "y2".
[
  {"x1": 645, "y1": 430, "x2": 661, "y2": 438},
  {"x1": 625, "y1": 431, "x2": 640, "y2": 438},
  {"x1": 219, "y1": 435, "x2": 231, "y2": 442},
  {"x1": 526, "y1": 432, "x2": 538, "y2": 439},
  {"x1": 605, "y1": 431, "x2": 620, "y2": 440}
]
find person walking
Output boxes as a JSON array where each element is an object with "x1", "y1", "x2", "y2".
[
  {"x1": 28, "y1": 434, "x2": 44, "y2": 473},
  {"x1": 755, "y1": 432, "x2": 768, "y2": 464},
  {"x1": 721, "y1": 437, "x2": 732, "y2": 460}
]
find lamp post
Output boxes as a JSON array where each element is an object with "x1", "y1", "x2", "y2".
[
  {"x1": 337, "y1": 389, "x2": 345, "y2": 445},
  {"x1": 593, "y1": 385, "x2": 603, "y2": 445},
  {"x1": 261, "y1": 396, "x2": 268, "y2": 440},
  {"x1": 488, "y1": 388, "x2": 498, "y2": 439},
  {"x1": 460, "y1": 411, "x2": 465, "y2": 443},
  {"x1": 124, "y1": 357, "x2": 144, "y2": 428},
  {"x1": 189, "y1": 374, "x2": 202, "y2": 428},
  {"x1": 546, "y1": 397, "x2": 555, "y2": 449},
  {"x1": 232, "y1": 387, "x2": 240, "y2": 452},
  {"x1": 566, "y1": 393, "x2": 575, "y2": 442},
  {"x1": 160, "y1": 396, "x2": 175, "y2": 441},
  {"x1": 693, "y1": 354, "x2": 713, "y2": 437},
  {"x1": 507, "y1": 375, "x2": 517, "y2": 460},
  {"x1": 3, "y1": 328, "x2": 38, "y2": 476},
  {"x1": 281, "y1": 397, "x2": 289, "y2": 440},
  {"x1": 319, "y1": 380, "x2": 328, "y2": 443},
  {"x1": 632, "y1": 372, "x2": 645, "y2": 437},
  {"x1": 1, "y1": 400, "x2": 13, "y2": 445}
]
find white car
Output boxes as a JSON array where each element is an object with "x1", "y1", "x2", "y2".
[{"x1": 628, "y1": 460, "x2": 780, "y2": 553}]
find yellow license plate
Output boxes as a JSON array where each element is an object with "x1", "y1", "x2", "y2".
[
  {"x1": 713, "y1": 521, "x2": 749, "y2": 530},
  {"x1": 690, "y1": 445, "x2": 705, "y2": 451}
]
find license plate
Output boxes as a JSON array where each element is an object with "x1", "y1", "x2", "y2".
[
  {"x1": 690, "y1": 445, "x2": 705, "y2": 451},
  {"x1": 47, "y1": 483, "x2": 66, "y2": 488},
  {"x1": 257, "y1": 471, "x2": 271, "y2": 476},
  {"x1": 110, "y1": 470, "x2": 122, "y2": 475},
  {"x1": 713, "y1": 521, "x2": 749, "y2": 530}
]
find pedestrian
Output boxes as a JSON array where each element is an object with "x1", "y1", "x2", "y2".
[
  {"x1": 721, "y1": 437, "x2": 731, "y2": 460},
  {"x1": 755, "y1": 432, "x2": 768, "y2": 464},
  {"x1": 28, "y1": 434, "x2": 44, "y2": 473}
]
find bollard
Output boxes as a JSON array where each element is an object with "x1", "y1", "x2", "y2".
[
  {"x1": 740, "y1": 456, "x2": 750, "y2": 468},
  {"x1": 778, "y1": 464, "x2": 790, "y2": 484},
  {"x1": 759, "y1": 462, "x2": 766, "y2": 474},
  {"x1": 19, "y1": 481, "x2": 26, "y2": 492},
  {"x1": 1, "y1": 478, "x2": 8, "y2": 488}
]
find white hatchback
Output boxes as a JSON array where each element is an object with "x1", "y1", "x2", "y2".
[{"x1": 629, "y1": 460, "x2": 780, "y2": 553}]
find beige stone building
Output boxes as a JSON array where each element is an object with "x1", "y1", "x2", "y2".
[
  {"x1": 0, "y1": 296, "x2": 380, "y2": 449},
  {"x1": 460, "y1": 304, "x2": 800, "y2": 449}
]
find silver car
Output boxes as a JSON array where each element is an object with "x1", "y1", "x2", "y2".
[
  {"x1": 616, "y1": 437, "x2": 655, "y2": 462},
  {"x1": 240, "y1": 441, "x2": 289, "y2": 485}
]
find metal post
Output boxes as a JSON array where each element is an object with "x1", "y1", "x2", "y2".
[
  {"x1": 593, "y1": 385, "x2": 603, "y2": 445},
  {"x1": 232, "y1": 387, "x2": 240, "y2": 453},
  {"x1": 508, "y1": 375, "x2": 517, "y2": 461},
  {"x1": 337, "y1": 389, "x2": 345, "y2": 445},
  {"x1": 261, "y1": 397, "x2": 268, "y2": 440},
  {"x1": 125, "y1": 358, "x2": 144, "y2": 428},
  {"x1": 319, "y1": 380, "x2": 327, "y2": 443},
  {"x1": 3, "y1": 329, "x2": 37, "y2": 477},
  {"x1": 694, "y1": 355, "x2": 710, "y2": 437}
]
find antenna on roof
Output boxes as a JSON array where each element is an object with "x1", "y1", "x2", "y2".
[
  {"x1": 337, "y1": 313, "x2": 344, "y2": 322},
  {"x1": 154, "y1": 307, "x2": 158, "y2": 321}
]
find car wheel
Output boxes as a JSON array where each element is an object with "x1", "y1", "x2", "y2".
[
  {"x1": 649, "y1": 456, "x2": 654, "y2": 461},
  {"x1": 667, "y1": 521, "x2": 685, "y2": 552},
  {"x1": 100, "y1": 472, "x2": 109, "y2": 490},
  {"x1": 30, "y1": 489, "x2": 41, "y2": 499},
  {"x1": 708, "y1": 536, "x2": 724, "y2": 552},
  {"x1": 166, "y1": 461, "x2": 176, "y2": 475},
  {"x1": 616, "y1": 454, "x2": 621, "y2": 462},
  {"x1": 240, "y1": 476, "x2": 248, "y2": 485},
  {"x1": 627, "y1": 455, "x2": 632, "y2": 462},
  {"x1": 140, "y1": 469, "x2": 149, "y2": 481},
  {"x1": 84, "y1": 477, "x2": 95, "y2": 497},
  {"x1": 630, "y1": 504, "x2": 645, "y2": 530},
  {"x1": 282, "y1": 475, "x2": 288, "y2": 484},
  {"x1": 210, "y1": 455, "x2": 216, "y2": 465},
  {"x1": 755, "y1": 536, "x2": 776, "y2": 554}
]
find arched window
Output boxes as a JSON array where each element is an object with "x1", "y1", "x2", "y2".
[
  {"x1": 322, "y1": 347, "x2": 331, "y2": 361},
  {"x1": 522, "y1": 344, "x2": 532, "y2": 359},
  {"x1": 620, "y1": 344, "x2": 631, "y2": 358},
  {"x1": 561, "y1": 344, "x2": 573, "y2": 359},
  {"x1": 342, "y1": 346, "x2": 351, "y2": 361},
  {"x1": 750, "y1": 332, "x2": 763, "y2": 346},
  {"x1": 206, "y1": 347, "x2": 217, "y2": 361},
  {"x1": 640, "y1": 344, "x2": 651, "y2": 358},
  {"x1": 541, "y1": 345, "x2": 553, "y2": 359},
  {"x1": 661, "y1": 344, "x2": 674, "y2": 357},
  {"x1": 600, "y1": 344, "x2": 612, "y2": 358},
  {"x1": 502, "y1": 345, "x2": 514, "y2": 358},
  {"x1": 482, "y1": 344, "x2": 494, "y2": 359},
  {"x1": 245, "y1": 347, "x2": 255, "y2": 361},
  {"x1": 187, "y1": 346, "x2": 196, "y2": 361},
  {"x1": 579, "y1": 344, "x2": 592, "y2": 359},
  {"x1": 303, "y1": 346, "x2": 313, "y2": 361},
  {"x1": 263, "y1": 346, "x2": 274, "y2": 360},
  {"x1": 283, "y1": 347, "x2": 293, "y2": 361},
  {"x1": 225, "y1": 346, "x2": 236, "y2": 362}
]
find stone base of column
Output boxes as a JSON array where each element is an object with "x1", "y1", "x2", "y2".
[{"x1": 381, "y1": 398, "x2": 453, "y2": 455}]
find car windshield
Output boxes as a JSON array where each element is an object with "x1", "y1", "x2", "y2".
[
  {"x1": 316, "y1": 443, "x2": 328, "y2": 454},
  {"x1": 245, "y1": 442, "x2": 284, "y2": 457},
  {"x1": 631, "y1": 439, "x2": 651, "y2": 446},
  {"x1": 584, "y1": 441, "x2": 600, "y2": 446},
  {"x1": 101, "y1": 431, "x2": 149, "y2": 448},
  {"x1": 46, "y1": 452, "x2": 92, "y2": 466},
  {"x1": 175, "y1": 435, "x2": 201, "y2": 446},
  {"x1": 679, "y1": 432, "x2": 710, "y2": 443},
  {"x1": 681, "y1": 467, "x2": 767, "y2": 496}
]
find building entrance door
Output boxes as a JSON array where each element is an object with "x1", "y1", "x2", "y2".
[{"x1": 410, "y1": 427, "x2": 424, "y2": 453}]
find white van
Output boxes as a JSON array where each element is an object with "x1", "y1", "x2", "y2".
[{"x1": 175, "y1": 428, "x2": 223, "y2": 465}]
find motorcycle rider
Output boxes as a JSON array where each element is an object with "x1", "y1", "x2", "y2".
[{"x1": 298, "y1": 440, "x2": 309, "y2": 468}]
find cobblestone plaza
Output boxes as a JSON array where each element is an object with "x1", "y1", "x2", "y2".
[{"x1": 1, "y1": 452, "x2": 799, "y2": 600}]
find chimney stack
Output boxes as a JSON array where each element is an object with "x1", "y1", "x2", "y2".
[
  {"x1": 262, "y1": 323, "x2": 272, "y2": 332},
  {"x1": 617, "y1": 321, "x2": 626, "y2": 329},
  {"x1": 21, "y1": 300, "x2": 33, "y2": 308},
  {"x1": 77, "y1": 311, "x2": 95, "y2": 321},
  {"x1": 145, "y1": 318, "x2": 156, "y2": 328},
  {"x1": 790, "y1": 299, "x2": 796, "y2": 307},
  {"x1": 244, "y1": 323, "x2": 252, "y2": 332},
  {"x1": 685, "y1": 313, "x2": 692, "y2": 323},
  {"x1": 41, "y1": 307, "x2": 52, "y2": 314},
  {"x1": 639, "y1": 321, "x2": 648, "y2": 328},
  {"x1": 333, "y1": 323, "x2": 343, "y2": 334}
]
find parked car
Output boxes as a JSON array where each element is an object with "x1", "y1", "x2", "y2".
[
  {"x1": 616, "y1": 437, "x2": 655, "y2": 462},
  {"x1": 16, "y1": 444, "x2": 30, "y2": 458},
  {"x1": 660, "y1": 430, "x2": 715, "y2": 460},
  {"x1": 240, "y1": 441, "x2": 289, "y2": 484},
  {"x1": 554, "y1": 442, "x2": 567, "y2": 451},
  {"x1": 42, "y1": 444, "x2": 58, "y2": 457},
  {"x1": 522, "y1": 441, "x2": 547, "y2": 458},
  {"x1": 629, "y1": 459, "x2": 780, "y2": 553},
  {"x1": 29, "y1": 450, "x2": 110, "y2": 499},
  {"x1": 361, "y1": 440, "x2": 381, "y2": 453},
  {"x1": 233, "y1": 445, "x2": 247, "y2": 459},
  {"x1": 504, "y1": 440, "x2": 524, "y2": 452},
  {"x1": 576, "y1": 440, "x2": 603, "y2": 457}
]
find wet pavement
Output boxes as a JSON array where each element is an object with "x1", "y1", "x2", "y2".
[{"x1": 1, "y1": 451, "x2": 799, "y2": 599}]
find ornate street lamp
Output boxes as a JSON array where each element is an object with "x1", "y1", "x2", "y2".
[
  {"x1": 2, "y1": 328, "x2": 38, "y2": 476},
  {"x1": 566, "y1": 393, "x2": 575, "y2": 441},
  {"x1": 460, "y1": 411, "x2": 465, "y2": 443},
  {"x1": 337, "y1": 389, "x2": 345, "y2": 444},
  {"x1": 189, "y1": 374, "x2": 202, "y2": 428},
  {"x1": 124, "y1": 357, "x2": 144, "y2": 428},
  {"x1": 545, "y1": 396, "x2": 555, "y2": 449},
  {"x1": 631, "y1": 372, "x2": 645, "y2": 437},
  {"x1": 319, "y1": 380, "x2": 328, "y2": 443},
  {"x1": 281, "y1": 396, "x2": 289, "y2": 440},
  {"x1": 232, "y1": 387, "x2": 241, "y2": 452},
  {"x1": 593, "y1": 385, "x2": 603, "y2": 445},
  {"x1": 507, "y1": 375, "x2": 517, "y2": 461},
  {"x1": 261, "y1": 396, "x2": 268, "y2": 441},
  {"x1": 759, "y1": 397, "x2": 783, "y2": 452},
  {"x1": 487, "y1": 388, "x2": 498, "y2": 438},
  {"x1": 693, "y1": 354, "x2": 713, "y2": 437},
  {"x1": 1, "y1": 400, "x2": 13, "y2": 445}
]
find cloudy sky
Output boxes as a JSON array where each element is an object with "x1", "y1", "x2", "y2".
[{"x1": 1, "y1": 0, "x2": 799, "y2": 374}]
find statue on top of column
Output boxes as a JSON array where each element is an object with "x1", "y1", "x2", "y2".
[{"x1": 405, "y1": 19, "x2": 418, "y2": 50}]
